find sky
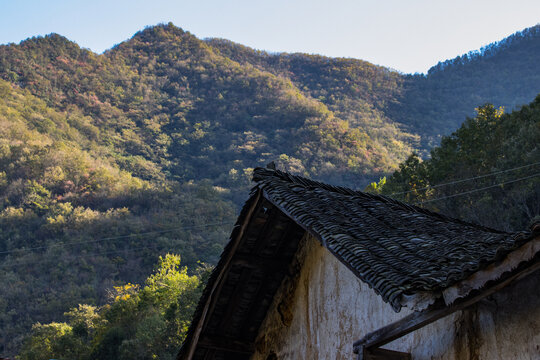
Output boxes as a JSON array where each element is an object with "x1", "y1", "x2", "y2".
[{"x1": 1, "y1": 0, "x2": 539, "y2": 74}]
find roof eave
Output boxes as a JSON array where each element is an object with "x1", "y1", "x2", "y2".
[{"x1": 442, "y1": 234, "x2": 540, "y2": 305}]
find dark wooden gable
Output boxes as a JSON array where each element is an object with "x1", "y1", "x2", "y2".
[{"x1": 184, "y1": 192, "x2": 305, "y2": 360}]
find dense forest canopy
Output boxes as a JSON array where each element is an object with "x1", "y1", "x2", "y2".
[
  {"x1": 372, "y1": 100, "x2": 540, "y2": 231},
  {"x1": 1, "y1": 22, "x2": 539, "y2": 356}
]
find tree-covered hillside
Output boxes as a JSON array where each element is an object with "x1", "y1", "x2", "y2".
[
  {"x1": 0, "y1": 79, "x2": 234, "y2": 354},
  {"x1": 207, "y1": 25, "x2": 540, "y2": 149},
  {"x1": 1, "y1": 22, "x2": 540, "y2": 356},
  {"x1": 0, "y1": 24, "x2": 415, "y2": 191}
]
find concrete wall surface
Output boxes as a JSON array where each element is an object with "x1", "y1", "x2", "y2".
[{"x1": 251, "y1": 235, "x2": 540, "y2": 360}]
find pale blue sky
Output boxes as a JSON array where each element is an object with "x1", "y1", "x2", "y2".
[{"x1": 1, "y1": 0, "x2": 539, "y2": 74}]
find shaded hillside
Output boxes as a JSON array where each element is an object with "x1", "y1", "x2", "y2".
[
  {"x1": 390, "y1": 25, "x2": 540, "y2": 146},
  {"x1": 0, "y1": 79, "x2": 235, "y2": 354}
]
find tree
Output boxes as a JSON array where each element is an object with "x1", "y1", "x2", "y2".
[
  {"x1": 380, "y1": 153, "x2": 430, "y2": 203},
  {"x1": 18, "y1": 254, "x2": 209, "y2": 360}
]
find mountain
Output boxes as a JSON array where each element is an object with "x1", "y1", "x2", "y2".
[
  {"x1": 390, "y1": 25, "x2": 540, "y2": 146},
  {"x1": 207, "y1": 25, "x2": 540, "y2": 147},
  {"x1": 0, "y1": 22, "x2": 539, "y2": 355},
  {"x1": 0, "y1": 25, "x2": 415, "y2": 192}
]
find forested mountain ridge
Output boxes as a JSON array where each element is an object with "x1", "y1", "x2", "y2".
[
  {"x1": 3, "y1": 23, "x2": 539, "y2": 186},
  {"x1": 1, "y1": 22, "x2": 540, "y2": 356},
  {"x1": 0, "y1": 25, "x2": 415, "y2": 190},
  {"x1": 207, "y1": 25, "x2": 540, "y2": 147},
  {"x1": 390, "y1": 24, "x2": 540, "y2": 145}
]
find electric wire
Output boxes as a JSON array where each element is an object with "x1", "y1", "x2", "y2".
[
  {"x1": 415, "y1": 172, "x2": 540, "y2": 205},
  {"x1": 2, "y1": 169, "x2": 540, "y2": 267},
  {"x1": 390, "y1": 161, "x2": 540, "y2": 196},
  {"x1": 0, "y1": 221, "x2": 235, "y2": 255},
  {"x1": 0, "y1": 243, "x2": 176, "y2": 269},
  {"x1": 0, "y1": 221, "x2": 236, "y2": 269}
]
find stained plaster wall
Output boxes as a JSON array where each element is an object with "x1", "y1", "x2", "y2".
[{"x1": 251, "y1": 235, "x2": 540, "y2": 360}]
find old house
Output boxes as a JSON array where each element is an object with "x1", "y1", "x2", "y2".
[{"x1": 178, "y1": 168, "x2": 540, "y2": 360}]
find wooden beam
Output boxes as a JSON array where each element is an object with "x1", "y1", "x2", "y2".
[
  {"x1": 201, "y1": 348, "x2": 215, "y2": 360},
  {"x1": 231, "y1": 254, "x2": 291, "y2": 269},
  {"x1": 217, "y1": 267, "x2": 254, "y2": 330},
  {"x1": 235, "y1": 223, "x2": 303, "y2": 337},
  {"x1": 357, "y1": 347, "x2": 411, "y2": 360},
  {"x1": 237, "y1": 271, "x2": 270, "y2": 337},
  {"x1": 272, "y1": 218, "x2": 298, "y2": 256},
  {"x1": 353, "y1": 259, "x2": 540, "y2": 354},
  {"x1": 202, "y1": 200, "x2": 273, "y2": 330},
  {"x1": 198, "y1": 335, "x2": 254, "y2": 355},
  {"x1": 215, "y1": 209, "x2": 295, "y2": 331}
]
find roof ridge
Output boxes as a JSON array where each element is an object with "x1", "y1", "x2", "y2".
[{"x1": 252, "y1": 167, "x2": 510, "y2": 236}]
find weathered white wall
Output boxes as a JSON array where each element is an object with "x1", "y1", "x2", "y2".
[{"x1": 251, "y1": 235, "x2": 540, "y2": 360}]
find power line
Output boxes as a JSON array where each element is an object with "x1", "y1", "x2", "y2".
[
  {"x1": 3, "y1": 167, "x2": 540, "y2": 265},
  {"x1": 0, "y1": 244, "x2": 158, "y2": 269},
  {"x1": 390, "y1": 161, "x2": 540, "y2": 196},
  {"x1": 3, "y1": 174, "x2": 540, "y2": 268},
  {"x1": 415, "y1": 172, "x2": 540, "y2": 205},
  {"x1": 0, "y1": 221, "x2": 235, "y2": 255},
  {"x1": 0, "y1": 241, "x2": 200, "y2": 270}
]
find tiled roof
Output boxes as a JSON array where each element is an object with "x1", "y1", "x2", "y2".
[
  {"x1": 178, "y1": 168, "x2": 539, "y2": 359},
  {"x1": 252, "y1": 167, "x2": 537, "y2": 311}
]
